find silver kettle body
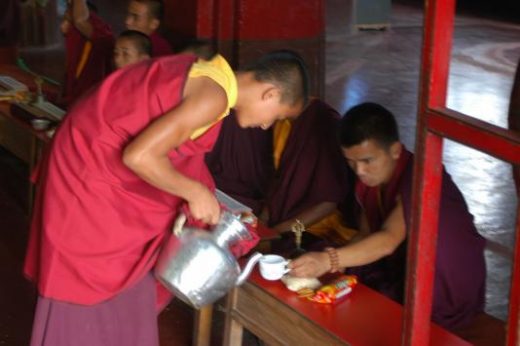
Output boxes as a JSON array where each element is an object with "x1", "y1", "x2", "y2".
[{"x1": 155, "y1": 212, "x2": 262, "y2": 309}]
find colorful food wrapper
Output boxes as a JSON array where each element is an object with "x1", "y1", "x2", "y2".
[{"x1": 300, "y1": 275, "x2": 358, "y2": 304}]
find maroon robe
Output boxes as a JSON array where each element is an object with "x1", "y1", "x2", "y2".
[
  {"x1": 266, "y1": 99, "x2": 351, "y2": 227},
  {"x1": 205, "y1": 111, "x2": 274, "y2": 214},
  {"x1": 150, "y1": 31, "x2": 172, "y2": 57},
  {"x1": 63, "y1": 12, "x2": 114, "y2": 107},
  {"x1": 352, "y1": 148, "x2": 486, "y2": 331}
]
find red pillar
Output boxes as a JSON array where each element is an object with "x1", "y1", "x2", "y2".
[{"x1": 163, "y1": 0, "x2": 325, "y2": 97}]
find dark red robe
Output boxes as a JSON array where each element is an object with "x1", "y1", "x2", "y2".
[
  {"x1": 24, "y1": 55, "x2": 222, "y2": 305},
  {"x1": 352, "y1": 148, "x2": 486, "y2": 331},
  {"x1": 266, "y1": 99, "x2": 351, "y2": 227},
  {"x1": 205, "y1": 111, "x2": 274, "y2": 214},
  {"x1": 150, "y1": 31, "x2": 172, "y2": 57},
  {"x1": 63, "y1": 12, "x2": 114, "y2": 107}
]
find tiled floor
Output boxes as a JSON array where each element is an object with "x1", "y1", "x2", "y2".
[{"x1": 0, "y1": 1, "x2": 519, "y2": 345}]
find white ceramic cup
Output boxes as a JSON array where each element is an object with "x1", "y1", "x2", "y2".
[{"x1": 259, "y1": 254, "x2": 290, "y2": 281}]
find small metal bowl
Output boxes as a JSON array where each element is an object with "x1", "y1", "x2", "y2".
[{"x1": 31, "y1": 118, "x2": 51, "y2": 130}]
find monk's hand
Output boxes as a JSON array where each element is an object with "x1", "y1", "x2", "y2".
[
  {"x1": 186, "y1": 184, "x2": 221, "y2": 225},
  {"x1": 287, "y1": 251, "x2": 330, "y2": 278}
]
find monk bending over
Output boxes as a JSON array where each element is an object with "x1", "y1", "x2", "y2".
[
  {"x1": 289, "y1": 102, "x2": 486, "y2": 331},
  {"x1": 25, "y1": 50, "x2": 309, "y2": 346}
]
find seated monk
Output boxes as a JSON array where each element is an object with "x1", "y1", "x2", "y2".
[
  {"x1": 206, "y1": 98, "x2": 356, "y2": 246},
  {"x1": 113, "y1": 30, "x2": 152, "y2": 69},
  {"x1": 125, "y1": 0, "x2": 172, "y2": 56},
  {"x1": 262, "y1": 98, "x2": 355, "y2": 244},
  {"x1": 289, "y1": 102, "x2": 486, "y2": 332},
  {"x1": 509, "y1": 57, "x2": 520, "y2": 195},
  {"x1": 205, "y1": 111, "x2": 273, "y2": 215}
]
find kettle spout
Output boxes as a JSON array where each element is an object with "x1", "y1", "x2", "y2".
[{"x1": 236, "y1": 252, "x2": 263, "y2": 286}]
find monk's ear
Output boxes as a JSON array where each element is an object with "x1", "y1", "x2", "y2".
[
  {"x1": 150, "y1": 18, "x2": 160, "y2": 32},
  {"x1": 389, "y1": 142, "x2": 402, "y2": 160},
  {"x1": 261, "y1": 85, "x2": 281, "y2": 102}
]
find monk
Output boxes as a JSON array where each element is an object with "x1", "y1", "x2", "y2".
[
  {"x1": 509, "y1": 57, "x2": 520, "y2": 195},
  {"x1": 125, "y1": 0, "x2": 172, "y2": 56},
  {"x1": 206, "y1": 99, "x2": 354, "y2": 246},
  {"x1": 262, "y1": 99, "x2": 353, "y2": 238},
  {"x1": 60, "y1": 0, "x2": 114, "y2": 107},
  {"x1": 113, "y1": 30, "x2": 152, "y2": 69},
  {"x1": 24, "y1": 50, "x2": 309, "y2": 346},
  {"x1": 289, "y1": 102, "x2": 486, "y2": 331},
  {"x1": 205, "y1": 111, "x2": 273, "y2": 214}
]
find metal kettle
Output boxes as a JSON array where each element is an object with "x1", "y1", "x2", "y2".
[{"x1": 155, "y1": 211, "x2": 262, "y2": 309}]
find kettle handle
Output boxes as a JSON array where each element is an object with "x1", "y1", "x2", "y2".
[{"x1": 173, "y1": 213, "x2": 187, "y2": 236}]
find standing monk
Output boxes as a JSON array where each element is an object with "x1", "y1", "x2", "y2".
[
  {"x1": 61, "y1": 0, "x2": 114, "y2": 107},
  {"x1": 24, "y1": 50, "x2": 309, "y2": 346},
  {"x1": 289, "y1": 102, "x2": 486, "y2": 332},
  {"x1": 125, "y1": 0, "x2": 172, "y2": 56}
]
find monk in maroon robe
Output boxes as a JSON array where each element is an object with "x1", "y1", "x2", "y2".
[
  {"x1": 509, "y1": 57, "x2": 520, "y2": 195},
  {"x1": 205, "y1": 110, "x2": 274, "y2": 215},
  {"x1": 290, "y1": 102, "x2": 486, "y2": 332},
  {"x1": 61, "y1": 0, "x2": 114, "y2": 107},
  {"x1": 264, "y1": 99, "x2": 352, "y2": 234},
  {"x1": 207, "y1": 99, "x2": 352, "y2": 230},
  {"x1": 25, "y1": 50, "x2": 309, "y2": 346},
  {"x1": 125, "y1": 0, "x2": 172, "y2": 56}
]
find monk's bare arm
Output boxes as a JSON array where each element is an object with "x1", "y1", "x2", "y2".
[
  {"x1": 272, "y1": 201, "x2": 337, "y2": 233},
  {"x1": 289, "y1": 198, "x2": 406, "y2": 277},
  {"x1": 335, "y1": 199, "x2": 406, "y2": 266},
  {"x1": 71, "y1": 0, "x2": 94, "y2": 38},
  {"x1": 123, "y1": 77, "x2": 227, "y2": 224}
]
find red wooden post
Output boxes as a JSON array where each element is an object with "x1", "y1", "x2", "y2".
[
  {"x1": 404, "y1": 132, "x2": 444, "y2": 345},
  {"x1": 403, "y1": 0, "x2": 455, "y2": 344},
  {"x1": 407, "y1": 0, "x2": 520, "y2": 344}
]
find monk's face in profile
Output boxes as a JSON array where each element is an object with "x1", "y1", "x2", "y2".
[
  {"x1": 342, "y1": 139, "x2": 402, "y2": 187},
  {"x1": 125, "y1": 1, "x2": 159, "y2": 35},
  {"x1": 114, "y1": 37, "x2": 150, "y2": 69},
  {"x1": 234, "y1": 81, "x2": 304, "y2": 129}
]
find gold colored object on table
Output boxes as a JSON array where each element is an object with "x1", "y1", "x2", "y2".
[
  {"x1": 0, "y1": 90, "x2": 31, "y2": 103},
  {"x1": 291, "y1": 219, "x2": 306, "y2": 252}
]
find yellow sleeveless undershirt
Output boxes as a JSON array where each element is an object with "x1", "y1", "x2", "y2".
[{"x1": 187, "y1": 54, "x2": 237, "y2": 140}]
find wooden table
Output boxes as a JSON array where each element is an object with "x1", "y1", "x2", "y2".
[
  {"x1": 223, "y1": 267, "x2": 471, "y2": 346},
  {"x1": 0, "y1": 65, "x2": 57, "y2": 211}
]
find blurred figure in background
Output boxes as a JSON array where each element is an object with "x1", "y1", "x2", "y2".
[
  {"x1": 113, "y1": 29, "x2": 151, "y2": 69},
  {"x1": 125, "y1": 0, "x2": 172, "y2": 56}
]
